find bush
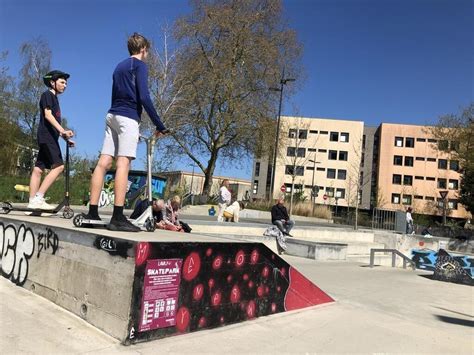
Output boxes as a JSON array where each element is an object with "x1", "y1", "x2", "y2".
[{"x1": 246, "y1": 199, "x2": 332, "y2": 219}]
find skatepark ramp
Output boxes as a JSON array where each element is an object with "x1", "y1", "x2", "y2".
[{"x1": 0, "y1": 214, "x2": 334, "y2": 344}]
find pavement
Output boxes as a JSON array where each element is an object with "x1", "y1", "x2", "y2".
[{"x1": 1, "y1": 256, "x2": 472, "y2": 354}]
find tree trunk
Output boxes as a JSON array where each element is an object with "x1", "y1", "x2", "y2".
[{"x1": 202, "y1": 151, "x2": 219, "y2": 197}]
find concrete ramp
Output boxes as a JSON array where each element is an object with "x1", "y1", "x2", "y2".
[{"x1": 0, "y1": 214, "x2": 333, "y2": 344}]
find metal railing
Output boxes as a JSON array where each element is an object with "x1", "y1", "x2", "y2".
[{"x1": 369, "y1": 248, "x2": 416, "y2": 270}]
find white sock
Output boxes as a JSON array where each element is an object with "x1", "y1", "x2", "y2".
[{"x1": 35, "y1": 192, "x2": 44, "y2": 199}]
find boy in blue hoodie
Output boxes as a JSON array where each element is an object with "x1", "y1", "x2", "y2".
[{"x1": 85, "y1": 33, "x2": 167, "y2": 232}]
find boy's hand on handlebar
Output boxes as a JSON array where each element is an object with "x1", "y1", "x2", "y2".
[
  {"x1": 154, "y1": 129, "x2": 170, "y2": 138},
  {"x1": 67, "y1": 139, "x2": 75, "y2": 147},
  {"x1": 61, "y1": 130, "x2": 74, "y2": 139}
]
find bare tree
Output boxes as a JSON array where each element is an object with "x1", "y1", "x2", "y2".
[
  {"x1": 344, "y1": 136, "x2": 365, "y2": 229},
  {"x1": 164, "y1": 0, "x2": 302, "y2": 196}
]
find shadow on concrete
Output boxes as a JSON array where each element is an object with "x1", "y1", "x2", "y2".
[
  {"x1": 359, "y1": 265, "x2": 381, "y2": 268},
  {"x1": 432, "y1": 306, "x2": 473, "y2": 319},
  {"x1": 435, "y1": 315, "x2": 474, "y2": 327}
]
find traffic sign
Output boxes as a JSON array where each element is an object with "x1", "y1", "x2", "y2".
[
  {"x1": 323, "y1": 194, "x2": 328, "y2": 201},
  {"x1": 280, "y1": 185, "x2": 286, "y2": 192},
  {"x1": 439, "y1": 190, "x2": 448, "y2": 199}
]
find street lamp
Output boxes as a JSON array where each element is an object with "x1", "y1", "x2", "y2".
[
  {"x1": 268, "y1": 71, "x2": 295, "y2": 201},
  {"x1": 308, "y1": 157, "x2": 321, "y2": 216},
  {"x1": 190, "y1": 163, "x2": 196, "y2": 205}
]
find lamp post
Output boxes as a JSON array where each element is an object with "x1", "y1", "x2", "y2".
[
  {"x1": 190, "y1": 164, "x2": 196, "y2": 205},
  {"x1": 309, "y1": 156, "x2": 321, "y2": 216},
  {"x1": 268, "y1": 70, "x2": 295, "y2": 202}
]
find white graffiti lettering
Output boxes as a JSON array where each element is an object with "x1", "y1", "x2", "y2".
[{"x1": 0, "y1": 222, "x2": 35, "y2": 286}]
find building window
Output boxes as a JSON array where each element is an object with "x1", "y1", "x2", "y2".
[
  {"x1": 318, "y1": 149, "x2": 327, "y2": 153},
  {"x1": 327, "y1": 169, "x2": 336, "y2": 179},
  {"x1": 252, "y1": 180, "x2": 258, "y2": 194},
  {"x1": 416, "y1": 138, "x2": 426, "y2": 142},
  {"x1": 425, "y1": 196, "x2": 435, "y2": 201},
  {"x1": 336, "y1": 188, "x2": 345, "y2": 198},
  {"x1": 426, "y1": 177, "x2": 435, "y2": 181},
  {"x1": 309, "y1": 130, "x2": 318, "y2": 134},
  {"x1": 308, "y1": 148, "x2": 316, "y2": 152},
  {"x1": 450, "y1": 160, "x2": 459, "y2": 171},
  {"x1": 298, "y1": 130, "x2": 308, "y2": 139},
  {"x1": 403, "y1": 175, "x2": 413, "y2": 186},
  {"x1": 326, "y1": 187, "x2": 335, "y2": 197},
  {"x1": 404, "y1": 156, "x2": 414, "y2": 167},
  {"x1": 317, "y1": 167, "x2": 326, "y2": 171},
  {"x1": 320, "y1": 130, "x2": 328, "y2": 135},
  {"x1": 297, "y1": 148, "x2": 306, "y2": 157},
  {"x1": 392, "y1": 174, "x2": 402, "y2": 185},
  {"x1": 339, "y1": 151, "x2": 348, "y2": 161},
  {"x1": 414, "y1": 195, "x2": 423, "y2": 200},
  {"x1": 415, "y1": 157, "x2": 425, "y2": 161},
  {"x1": 437, "y1": 178, "x2": 447, "y2": 189},
  {"x1": 337, "y1": 169, "x2": 347, "y2": 180},
  {"x1": 436, "y1": 198, "x2": 444, "y2": 208},
  {"x1": 393, "y1": 155, "x2": 403, "y2": 166},
  {"x1": 307, "y1": 166, "x2": 314, "y2": 171},
  {"x1": 448, "y1": 179, "x2": 458, "y2": 190},
  {"x1": 448, "y1": 199, "x2": 458, "y2": 210},
  {"x1": 405, "y1": 137, "x2": 415, "y2": 148},
  {"x1": 330, "y1": 132, "x2": 339, "y2": 142},
  {"x1": 395, "y1": 137, "x2": 404, "y2": 147},
  {"x1": 438, "y1": 159, "x2": 447, "y2": 169},
  {"x1": 450, "y1": 141, "x2": 459, "y2": 151},
  {"x1": 415, "y1": 176, "x2": 424, "y2": 180},
  {"x1": 285, "y1": 165, "x2": 304, "y2": 176},
  {"x1": 328, "y1": 150, "x2": 338, "y2": 160},
  {"x1": 438, "y1": 140, "x2": 449, "y2": 150},
  {"x1": 361, "y1": 153, "x2": 365, "y2": 167},
  {"x1": 392, "y1": 193, "x2": 401, "y2": 204},
  {"x1": 287, "y1": 147, "x2": 296, "y2": 157},
  {"x1": 427, "y1": 158, "x2": 436, "y2": 162},
  {"x1": 362, "y1": 135, "x2": 366, "y2": 149},
  {"x1": 255, "y1": 162, "x2": 260, "y2": 177},
  {"x1": 287, "y1": 147, "x2": 305, "y2": 157},
  {"x1": 288, "y1": 129, "x2": 297, "y2": 138},
  {"x1": 402, "y1": 195, "x2": 412, "y2": 205},
  {"x1": 340, "y1": 132, "x2": 349, "y2": 142},
  {"x1": 427, "y1": 138, "x2": 437, "y2": 143}
]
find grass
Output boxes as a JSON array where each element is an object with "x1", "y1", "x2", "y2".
[{"x1": 0, "y1": 175, "x2": 90, "y2": 205}]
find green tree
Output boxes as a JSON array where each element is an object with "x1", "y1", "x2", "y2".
[
  {"x1": 429, "y1": 103, "x2": 474, "y2": 214},
  {"x1": 160, "y1": 0, "x2": 302, "y2": 196},
  {"x1": 15, "y1": 38, "x2": 52, "y2": 147}
]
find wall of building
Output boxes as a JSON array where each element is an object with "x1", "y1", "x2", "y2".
[
  {"x1": 258, "y1": 116, "x2": 364, "y2": 207},
  {"x1": 376, "y1": 123, "x2": 468, "y2": 219}
]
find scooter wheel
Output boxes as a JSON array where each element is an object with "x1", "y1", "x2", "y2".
[
  {"x1": 63, "y1": 208, "x2": 74, "y2": 219},
  {"x1": 0, "y1": 202, "x2": 12, "y2": 214},
  {"x1": 145, "y1": 218, "x2": 155, "y2": 232},
  {"x1": 73, "y1": 214, "x2": 84, "y2": 227}
]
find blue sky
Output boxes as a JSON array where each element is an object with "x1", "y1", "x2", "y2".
[{"x1": 1, "y1": 0, "x2": 472, "y2": 179}]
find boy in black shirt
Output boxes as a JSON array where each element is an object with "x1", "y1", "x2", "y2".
[{"x1": 28, "y1": 70, "x2": 74, "y2": 210}]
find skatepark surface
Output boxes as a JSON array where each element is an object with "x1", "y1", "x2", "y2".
[{"x1": 1, "y1": 254, "x2": 472, "y2": 354}]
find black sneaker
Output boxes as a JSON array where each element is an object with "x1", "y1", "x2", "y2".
[
  {"x1": 107, "y1": 218, "x2": 141, "y2": 232},
  {"x1": 83, "y1": 213, "x2": 101, "y2": 221}
]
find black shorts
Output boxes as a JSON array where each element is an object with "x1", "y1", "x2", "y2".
[{"x1": 35, "y1": 141, "x2": 63, "y2": 170}]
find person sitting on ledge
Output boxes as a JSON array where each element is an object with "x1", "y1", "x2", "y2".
[
  {"x1": 271, "y1": 196, "x2": 295, "y2": 237},
  {"x1": 157, "y1": 195, "x2": 184, "y2": 232},
  {"x1": 223, "y1": 201, "x2": 245, "y2": 222}
]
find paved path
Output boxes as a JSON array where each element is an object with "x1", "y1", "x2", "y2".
[{"x1": 1, "y1": 257, "x2": 472, "y2": 354}]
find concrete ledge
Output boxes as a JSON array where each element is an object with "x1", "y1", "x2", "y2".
[{"x1": 285, "y1": 239, "x2": 347, "y2": 261}]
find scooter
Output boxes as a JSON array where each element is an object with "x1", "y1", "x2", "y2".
[
  {"x1": 0, "y1": 141, "x2": 74, "y2": 219},
  {"x1": 72, "y1": 132, "x2": 164, "y2": 232}
]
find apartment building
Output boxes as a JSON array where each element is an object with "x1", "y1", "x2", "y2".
[
  {"x1": 376, "y1": 123, "x2": 468, "y2": 219},
  {"x1": 251, "y1": 117, "x2": 470, "y2": 219},
  {"x1": 252, "y1": 116, "x2": 364, "y2": 208}
]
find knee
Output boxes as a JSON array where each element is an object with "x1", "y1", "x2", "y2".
[
  {"x1": 97, "y1": 158, "x2": 112, "y2": 171},
  {"x1": 116, "y1": 157, "x2": 131, "y2": 170},
  {"x1": 54, "y1": 164, "x2": 65, "y2": 173},
  {"x1": 32, "y1": 167, "x2": 43, "y2": 176}
]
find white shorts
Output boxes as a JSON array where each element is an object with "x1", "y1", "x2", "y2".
[{"x1": 101, "y1": 113, "x2": 139, "y2": 159}]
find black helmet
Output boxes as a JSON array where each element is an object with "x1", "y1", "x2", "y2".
[{"x1": 43, "y1": 70, "x2": 70, "y2": 88}]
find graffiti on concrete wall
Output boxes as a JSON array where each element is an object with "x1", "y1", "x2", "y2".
[
  {"x1": 0, "y1": 222, "x2": 35, "y2": 286},
  {"x1": 37, "y1": 228, "x2": 59, "y2": 258},
  {"x1": 1, "y1": 222, "x2": 61, "y2": 286},
  {"x1": 94, "y1": 236, "x2": 132, "y2": 258},
  {"x1": 411, "y1": 248, "x2": 474, "y2": 277},
  {"x1": 433, "y1": 249, "x2": 474, "y2": 286},
  {"x1": 127, "y1": 242, "x2": 333, "y2": 343}
]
